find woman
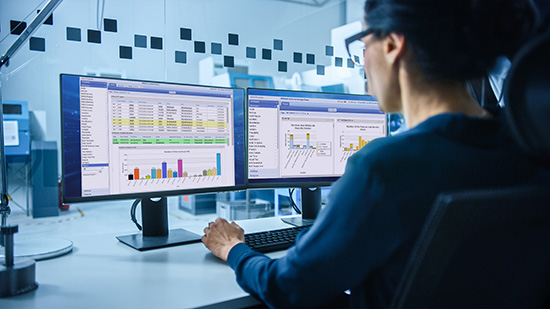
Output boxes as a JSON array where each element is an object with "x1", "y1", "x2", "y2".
[{"x1": 202, "y1": 0, "x2": 545, "y2": 307}]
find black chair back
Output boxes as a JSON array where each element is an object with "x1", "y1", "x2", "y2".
[{"x1": 391, "y1": 187, "x2": 549, "y2": 308}]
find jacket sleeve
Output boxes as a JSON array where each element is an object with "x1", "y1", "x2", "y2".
[{"x1": 227, "y1": 150, "x2": 404, "y2": 307}]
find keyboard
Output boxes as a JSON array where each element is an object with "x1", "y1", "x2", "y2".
[{"x1": 244, "y1": 225, "x2": 310, "y2": 253}]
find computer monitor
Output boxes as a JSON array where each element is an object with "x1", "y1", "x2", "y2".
[
  {"x1": 247, "y1": 88, "x2": 387, "y2": 226},
  {"x1": 60, "y1": 74, "x2": 246, "y2": 250}
]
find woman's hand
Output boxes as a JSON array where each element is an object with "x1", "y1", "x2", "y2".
[{"x1": 202, "y1": 218, "x2": 245, "y2": 261}]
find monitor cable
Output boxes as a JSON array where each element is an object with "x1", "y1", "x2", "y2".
[
  {"x1": 288, "y1": 188, "x2": 301, "y2": 215},
  {"x1": 130, "y1": 199, "x2": 142, "y2": 231}
]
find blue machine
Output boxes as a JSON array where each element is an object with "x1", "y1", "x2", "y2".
[{"x1": 3, "y1": 101, "x2": 30, "y2": 162}]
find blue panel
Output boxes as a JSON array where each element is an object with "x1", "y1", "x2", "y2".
[
  {"x1": 67, "y1": 27, "x2": 81, "y2": 41},
  {"x1": 119, "y1": 46, "x2": 132, "y2": 59},
  {"x1": 335, "y1": 57, "x2": 343, "y2": 67},
  {"x1": 29, "y1": 37, "x2": 45, "y2": 51},
  {"x1": 3, "y1": 101, "x2": 30, "y2": 158},
  {"x1": 246, "y1": 47, "x2": 256, "y2": 58},
  {"x1": 274, "y1": 39, "x2": 283, "y2": 51},
  {"x1": 211, "y1": 42, "x2": 222, "y2": 55},
  {"x1": 347, "y1": 58, "x2": 354, "y2": 68},
  {"x1": 175, "y1": 51, "x2": 187, "y2": 63},
  {"x1": 151, "y1": 36, "x2": 163, "y2": 50},
  {"x1": 134, "y1": 34, "x2": 147, "y2": 48}
]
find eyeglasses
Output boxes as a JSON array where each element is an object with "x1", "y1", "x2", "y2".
[{"x1": 345, "y1": 28, "x2": 374, "y2": 67}]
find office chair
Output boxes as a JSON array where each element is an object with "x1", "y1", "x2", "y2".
[{"x1": 391, "y1": 31, "x2": 550, "y2": 308}]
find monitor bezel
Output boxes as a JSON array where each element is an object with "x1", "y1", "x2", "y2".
[
  {"x1": 245, "y1": 87, "x2": 387, "y2": 189},
  {"x1": 60, "y1": 73, "x2": 247, "y2": 203}
]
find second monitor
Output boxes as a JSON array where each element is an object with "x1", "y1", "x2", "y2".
[{"x1": 247, "y1": 88, "x2": 387, "y2": 226}]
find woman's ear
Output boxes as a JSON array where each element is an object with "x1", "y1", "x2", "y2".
[{"x1": 383, "y1": 33, "x2": 406, "y2": 65}]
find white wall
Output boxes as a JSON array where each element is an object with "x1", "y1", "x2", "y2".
[{"x1": 0, "y1": 0, "x2": 366, "y2": 182}]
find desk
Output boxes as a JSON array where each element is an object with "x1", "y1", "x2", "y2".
[{"x1": 0, "y1": 216, "x2": 293, "y2": 308}]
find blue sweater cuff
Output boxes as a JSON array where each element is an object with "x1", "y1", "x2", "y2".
[{"x1": 227, "y1": 242, "x2": 254, "y2": 270}]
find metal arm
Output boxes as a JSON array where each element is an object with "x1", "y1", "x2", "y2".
[
  {"x1": 0, "y1": 0, "x2": 63, "y2": 68},
  {"x1": 0, "y1": 0, "x2": 63, "y2": 228}
]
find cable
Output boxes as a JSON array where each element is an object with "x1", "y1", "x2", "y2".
[
  {"x1": 288, "y1": 188, "x2": 301, "y2": 214},
  {"x1": 130, "y1": 198, "x2": 142, "y2": 231}
]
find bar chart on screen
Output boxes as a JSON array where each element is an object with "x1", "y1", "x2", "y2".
[
  {"x1": 114, "y1": 146, "x2": 226, "y2": 193},
  {"x1": 334, "y1": 118, "x2": 386, "y2": 174}
]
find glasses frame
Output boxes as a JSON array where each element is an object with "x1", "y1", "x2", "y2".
[{"x1": 345, "y1": 28, "x2": 374, "y2": 66}]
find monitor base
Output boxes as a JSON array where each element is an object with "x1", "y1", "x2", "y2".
[
  {"x1": 281, "y1": 217, "x2": 314, "y2": 227},
  {"x1": 116, "y1": 228, "x2": 202, "y2": 251}
]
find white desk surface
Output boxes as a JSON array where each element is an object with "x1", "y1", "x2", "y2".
[{"x1": 0, "y1": 216, "x2": 293, "y2": 309}]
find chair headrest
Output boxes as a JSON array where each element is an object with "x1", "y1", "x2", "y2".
[{"x1": 504, "y1": 31, "x2": 550, "y2": 168}]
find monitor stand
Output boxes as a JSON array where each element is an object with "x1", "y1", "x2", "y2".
[
  {"x1": 281, "y1": 187, "x2": 322, "y2": 227},
  {"x1": 116, "y1": 197, "x2": 202, "y2": 251}
]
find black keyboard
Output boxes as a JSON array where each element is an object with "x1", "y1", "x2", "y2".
[{"x1": 245, "y1": 226, "x2": 310, "y2": 253}]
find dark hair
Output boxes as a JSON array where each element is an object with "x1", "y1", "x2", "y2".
[{"x1": 364, "y1": 0, "x2": 539, "y2": 82}]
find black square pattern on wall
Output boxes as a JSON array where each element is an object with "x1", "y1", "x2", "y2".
[
  {"x1": 67, "y1": 27, "x2": 81, "y2": 41},
  {"x1": 104, "y1": 18, "x2": 117, "y2": 32},
  {"x1": 10, "y1": 20, "x2": 26, "y2": 35},
  {"x1": 224, "y1": 55, "x2": 234, "y2": 67},
  {"x1": 316, "y1": 65, "x2": 325, "y2": 75},
  {"x1": 120, "y1": 46, "x2": 132, "y2": 59},
  {"x1": 135, "y1": 34, "x2": 147, "y2": 48},
  {"x1": 293, "y1": 52, "x2": 303, "y2": 63},
  {"x1": 325, "y1": 45, "x2": 334, "y2": 56},
  {"x1": 211, "y1": 42, "x2": 222, "y2": 55},
  {"x1": 37, "y1": 10, "x2": 53, "y2": 25},
  {"x1": 274, "y1": 39, "x2": 283, "y2": 51},
  {"x1": 87, "y1": 29, "x2": 101, "y2": 43},
  {"x1": 175, "y1": 51, "x2": 187, "y2": 63},
  {"x1": 180, "y1": 28, "x2": 192, "y2": 40},
  {"x1": 194, "y1": 41, "x2": 206, "y2": 53},
  {"x1": 29, "y1": 37, "x2": 45, "y2": 51},
  {"x1": 278, "y1": 61, "x2": 287, "y2": 72},
  {"x1": 151, "y1": 36, "x2": 163, "y2": 50},
  {"x1": 262, "y1": 49, "x2": 272, "y2": 60},
  {"x1": 228, "y1": 33, "x2": 239, "y2": 45},
  {"x1": 306, "y1": 53, "x2": 315, "y2": 65},
  {"x1": 246, "y1": 47, "x2": 256, "y2": 59}
]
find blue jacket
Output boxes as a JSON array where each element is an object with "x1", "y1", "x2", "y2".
[{"x1": 228, "y1": 113, "x2": 548, "y2": 308}]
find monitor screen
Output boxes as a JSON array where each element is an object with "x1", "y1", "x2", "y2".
[
  {"x1": 60, "y1": 74, "x2": 246, "y2": 203},
  {"x1": 247, "y1": 88, "x2": 387, "y2": 188}
]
